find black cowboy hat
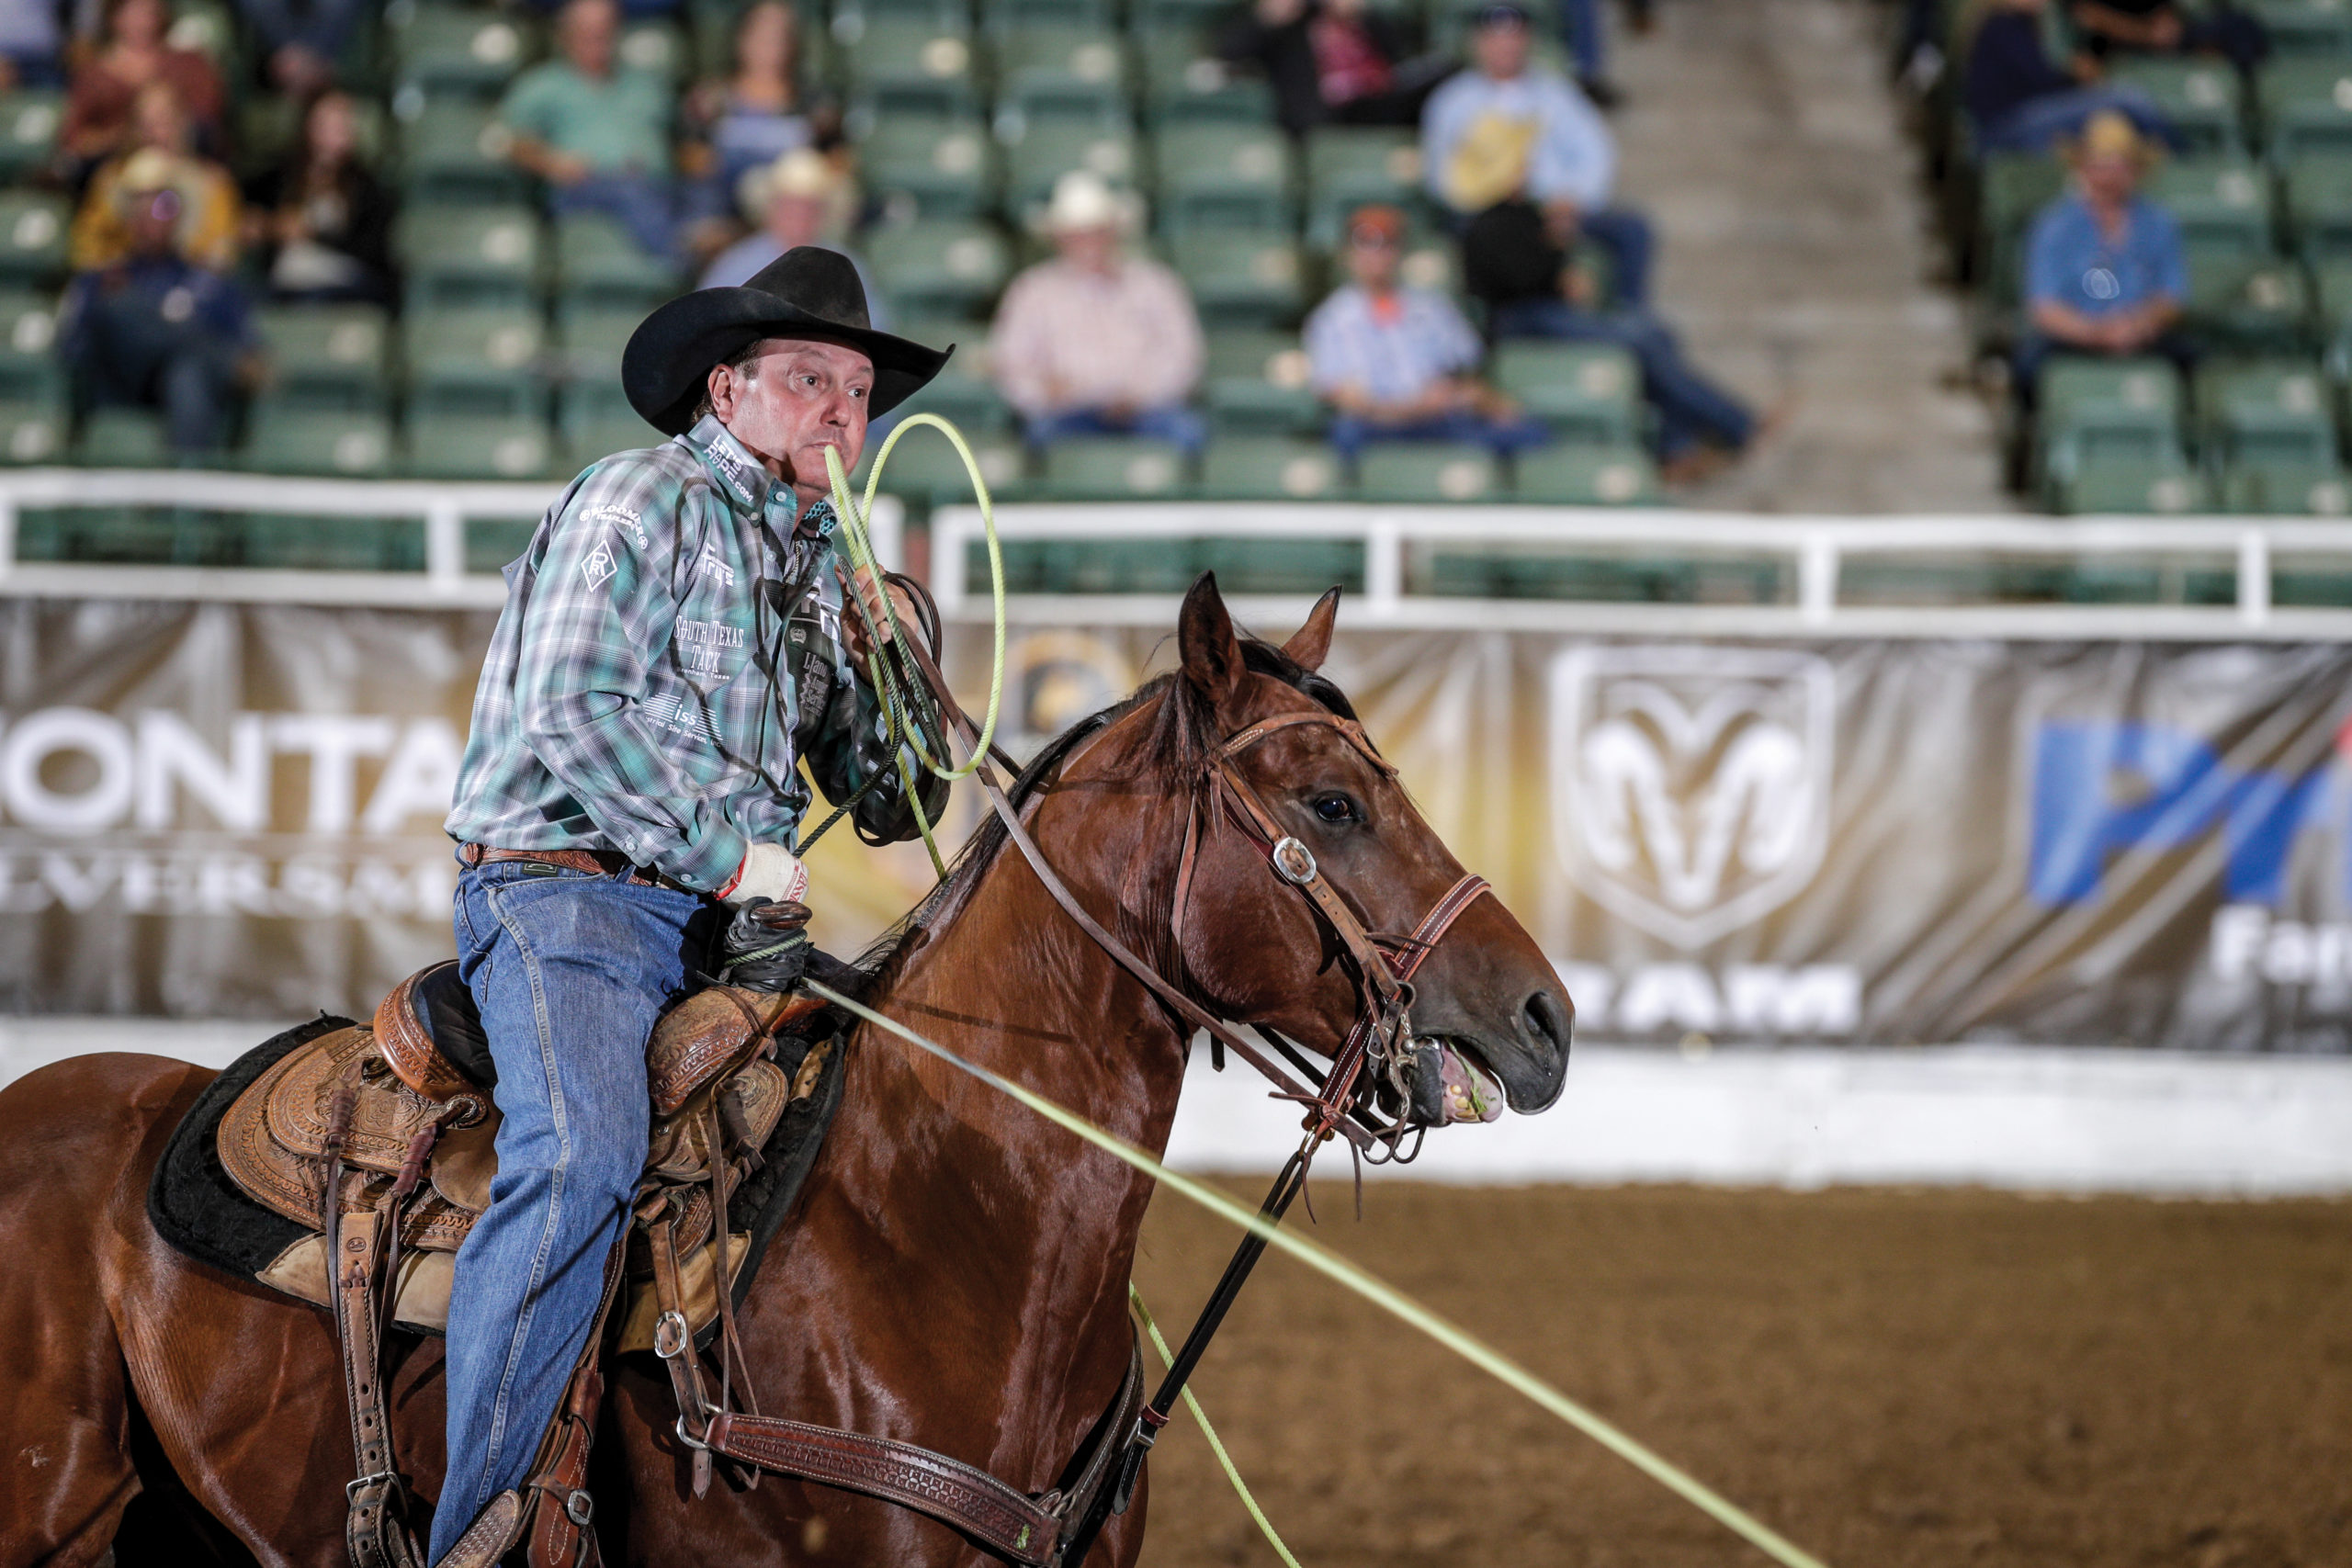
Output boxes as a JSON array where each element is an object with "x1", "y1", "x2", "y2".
[{"x1": 622, "y1": 246, "x2": 950, "y2": 435}]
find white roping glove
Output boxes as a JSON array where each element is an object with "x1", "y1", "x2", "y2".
[{"x1": 719, "y1": 841, "x2": 808, "y2": 907}]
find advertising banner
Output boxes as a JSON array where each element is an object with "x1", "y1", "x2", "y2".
[{"x1": 4, "y1": 594, "x2": 2350, "y2": 1051}]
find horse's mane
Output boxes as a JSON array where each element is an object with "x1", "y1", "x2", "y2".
[{"x1": 852, "y1": 638, "x2": 1355, "y2": 981}]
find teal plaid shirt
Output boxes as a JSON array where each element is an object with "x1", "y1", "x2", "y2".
[{"x1": 446, "y1": 414, "x2": 938, "y2": 892}]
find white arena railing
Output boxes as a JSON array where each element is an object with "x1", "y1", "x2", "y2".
[{"x1": 5, "y1": 468, "x2": 2352, "y2": 641}]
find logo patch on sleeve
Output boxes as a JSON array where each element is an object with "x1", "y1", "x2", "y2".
[{"x1": 581, "y1": 540, "x2": 618, "y2": 589}]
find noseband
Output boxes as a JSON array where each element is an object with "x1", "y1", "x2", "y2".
[{"x1": 1173, "y1": 708, "x2": 1492, "y2": 1152}]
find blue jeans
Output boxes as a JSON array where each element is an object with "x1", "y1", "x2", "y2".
[
  {"x1": 1328, "y1": 409, "x2": 1551, "y2": 459},
  {"x1": 1493, "y1": 298, "x2": 1755, "y2": 457},
  {"x1": 429, "y1": 859, "x2": 715, "y2": 1559},
  {"x1": 1024, "y1": 403, "x2": 1208, "y2": 453},
  {"x1": 1975, "y1": 87, "x2": 2178, "y2": 154},
  {"x1": 70, "y1": 294, "x2": 243, "y2": 456},
  {"x1": 1579, "y1": 207, "x2": 1654, "y2": 310},
  {"x1": 551, "y1": 172, "x2": 680, "y2": 262},
  {"x1": 1562, "y1": 0, "x2": 1604, "y2": 79}
]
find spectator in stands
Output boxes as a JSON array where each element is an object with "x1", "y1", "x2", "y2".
[
  {"x1": 234, "y1": 0, "x2": 368, "y2": 96},
  {"x1": 62, "y1": 0, "x2": 226, "y2": 173},
  {"x1": 682, "y1": 1, "x2": 836, "y2": 208},
  {"x1": 499, "y1": 0, "x2": 681, "y2": 260},
  {"x1": 699, "y1": 150, "x2": 883, "y2": 328},
  {"x1": 1217, "y1": 0, "x2": 1444, "y2": 137},
  {"x1": 57, "y1": 160, "x2": 257, "y2": 457},
  {"x1": 1464, "y1": 197, "x2": 1758, "y2": 479},
  {"x1": 2016, "y1": 110, "x2": 2191, "y2": 401},
  {"x1": 2067, "y1": 0, "x2": 2265, "y2": 74},
  {"x1": 1965, "y1": 0, "x2": 2175, "y2": 154},
  {"x1": 989, "y1": 173, "x2": 1208, "y2": 454},
  {"x1": 243, "y1": 87, "x2": 393, "y2": 303},
  {"x1": 1421, "y1": 3, "x2": 1651, "y2": 308},
  {"x1": 0, "y1": 0, "x2": 65, "y2": 90},
  {"x1": 1306, "y1": 203, "x2": 1546, "y2": 460},
  {"x1": 72, "y1": 83, "x2": 239, "y2": 272}
]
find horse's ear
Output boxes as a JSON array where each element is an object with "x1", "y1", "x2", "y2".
[
  {"x1": 1178, "y1": 572, "x2": 1246, "y2": 706},
  {"x1": 1280, "y1": 587, "x2": 1340, "y2": 672}
]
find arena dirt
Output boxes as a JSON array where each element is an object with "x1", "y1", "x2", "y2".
[{"x1": 1126, "y1": 1183, "x2": 2352, "y2": 1568}]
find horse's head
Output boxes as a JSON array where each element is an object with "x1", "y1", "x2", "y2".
[{"x1": 1145, "y1": 574, "x2": 1571, "y2": 1120}]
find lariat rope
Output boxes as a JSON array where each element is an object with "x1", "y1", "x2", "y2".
[
  {"x1": 800, "y1": 420, "x2": 1830, "y2": 1568},
  {"x1": 807, "y1": 978, "x2": 1831, "y2": 1568}
]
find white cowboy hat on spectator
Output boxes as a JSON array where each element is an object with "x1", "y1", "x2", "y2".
[
  {"x1": 735, "y1": 147, "x2": 849, "y2": 226},
  {"x1": 1042, "y1": 170, "x2": 1140, "y2": 235}
]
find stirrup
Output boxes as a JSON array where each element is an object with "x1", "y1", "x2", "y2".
[{"x1": 430, "y1": 1491, "x2": 527, "y2": 1568}]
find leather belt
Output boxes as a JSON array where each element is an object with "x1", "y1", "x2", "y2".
[{"x1": 458, "y1": 843, "x2": 706, "y2": 899}]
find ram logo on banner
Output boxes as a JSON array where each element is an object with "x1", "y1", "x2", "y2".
[{"x1": 1550, "y1": 646, "x2": 1834, "y2": 950}]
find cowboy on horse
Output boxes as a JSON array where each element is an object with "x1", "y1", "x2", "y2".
[{"x1": 430, "y1": 247, "x2": 951, "y2": 1561}]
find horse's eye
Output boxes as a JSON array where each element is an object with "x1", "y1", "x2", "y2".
[{"x1": 1311, "y1": 792, "x2": 1359, "y2": 825}]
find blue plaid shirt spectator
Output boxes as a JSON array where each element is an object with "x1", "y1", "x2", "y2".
[{"x1": 1304, "y1": 281, "x2": 1483, "y2": 405}]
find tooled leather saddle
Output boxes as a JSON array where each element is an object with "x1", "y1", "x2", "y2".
[{"x1": 150, "y1": 961, "x2": 852, "y2": 1568}]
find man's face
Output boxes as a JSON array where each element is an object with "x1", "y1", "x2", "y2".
[
  {"x1": 710, "y1": 338, "x2": 876, "y2": 506},
  {"x1": 2080, "y1": 152, "x2": 2138, "y2": 206},
  {"x1": 765, "y1": 193, "x2": 827, "y2": 248},
  {"x1": 1054, "y1": 224, "x2": 1119, "y2": 273},
  {"x1": 1475, "y1": 20, "x2": 1530, "y2": 79},
  {"x1": 1346, "y1": 230, "x2": 1400, "y2": 289},
  {"x1": 563, "y1": 0, "x2": 618, "y2": 75}
]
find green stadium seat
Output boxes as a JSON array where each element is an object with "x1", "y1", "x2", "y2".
[
  {"x1": 1039, "y1": 436, "x2": 1191, "y2": 497},
  {"x1": 1197, "y1": 536, "x2": 1363, "y2": 593},
  {"x1": 2241, "y1": 0, "x2": 2352, "y2": 57},
  {"x1": 164, "y1": 0, "x2": 236, "y2": 68},
  {"x1": 559, "y1": 378, "x2": 660, "y2": 466},
  {"x1": 390, "y1": 6, "x2": 537, "y2": 95},
  {"x1": 887, "y1": 355, "x2": 1018, "y2": 435},
  {"x1": 1428, "y1": 0, "x2": 1561, "y2": 47},
  {"x1": 1154, "y1": 123, "x2": 1295, "y2": 233},
  {"x1": 982, "y1": 0, "x2": 1115, "y2": 28},
  {"x1": 2194, "y1": 357, "x2": 2332, "y2": 438},
  {"x1": 1490, "y1": 342, "x2": 1642, "y2": 446},
  {"x1": 402, "y1": 306, "x2": 548, "y2": 413},
  {"x1": 1001, "y1": 121, "x2": 1139, "y2": 212},
  {"x1": 555, "y1": 305, "x2": 641, "y2": 381},
  {"x1": 1203, "y1": 330, "x2": 1321, "y2": 433},
  {"x1": 0, "y1": 291, "x2": 61, "y2": 405},
  {"x1": 992, "y1": 25, "x2": 1131, "y2": 124},
  {"x1": 866, "y1": 220, "x2": 1013, "y2": 315},
  {"x1": 1303, "y1": 128, "x2": 1425, "y2": 246},
  {"x1": 0, "y1": 193, "x2": 70, "y2": 287},
  {"x1": 857, "y1": 421, "x2": 1026, "y2": 502},
  {"x1": 854, "y1": 114, "x2": 1000, "y2": 219},
  {"x1": 1198, "y1": 435, "x2": 1344, "y2": 498},
  {"x1": 2219, "y1": 462, "x2": 2350, "y2": 513},
  {"x1": 0, "y1": 398, "x2": 64, "y2": 464},
  {"x1": 243, "y1": 406, "x2": 397, "y2": 476},
  {"x1": 2185, "y1": 254, "x2": 2313, "y2": 348},
  {"x1": 1512, "y1": 444, "x2": 1661, "y2": 504},
  {"x1": 75, "y1": 408, "x2": 171, "y2": 467},
  {"x1": 396, "y1": 98, "x2": 527, "y2": 205},
  {"x1": 258, "y1": 304, "x2": 391, "y2": 411},
  {"x1": 1356, "y1": 442, "x2": 1498, "y2": 502},
  {"x1": 837, "y1": 17, "x2": 984, "y2": 116},
  {"x1": 404, "y1": 413, "x2": 558, "y2": 479},
  {"x1": 1973, "y1": 151, "x2": 2065, "y2": 299},
  {"x1": 618, "y1": 17, "x2": 688, "y2": 80},
  {"x1": 2146, "y1": 157, "x2": 2273, "y2": 258},
  {"x1": 1135, "y1": 0, "x2": 1240, "y2": 31},
  {"x1": 2047, "y1": 451, "x2": 2204, "y2": 513},
  {"x1": 1137, "y1": 37, "x2": 1276, "y2": 126},
  {"x1": 2281, "y1": 154, "x2": 2352, "y2": 261},
  {"x1": 1170, "y1": 229, "x2": 1306, "y2": 323},
  {"x1": 396, "y1": 203, "x2": 544, "y2": 305},
  {"x1": 2036, "y1": 355, "x2": 2184, "y2": 491},
  {"x1": 2106, "y1": 58, "x2": 2244, "y2": 155},
  {"x1": 0, "y1": 91, "x2": 63, "y2": 184},
  {"x1": 552, "y1": 211, "x2": 680, "y2": 310},
  {"x1": 2258, "y1": 58, "x2": 2352, "y2": 163}
]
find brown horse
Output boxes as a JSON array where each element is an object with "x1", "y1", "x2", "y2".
[{"x1": 0, "y1": 577, "x2": 1571, "y2": 1566}]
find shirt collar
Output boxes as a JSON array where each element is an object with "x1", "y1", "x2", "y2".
[{"x1": 683, "y1": 413, "x2": 835, "y2": 538}]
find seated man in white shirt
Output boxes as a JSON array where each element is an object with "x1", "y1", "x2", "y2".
[{"x1": 986, "y1": 173, "x2": 1208, "y2": 452}]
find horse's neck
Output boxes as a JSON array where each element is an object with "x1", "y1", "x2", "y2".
[{"x1": 756, "y1": 780, "x2": 1190, "y2": 1450}]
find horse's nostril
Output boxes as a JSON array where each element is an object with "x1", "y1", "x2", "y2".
[{"x1": 1521, "y1": 989, "x2": 1571, "y2": 1060}]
